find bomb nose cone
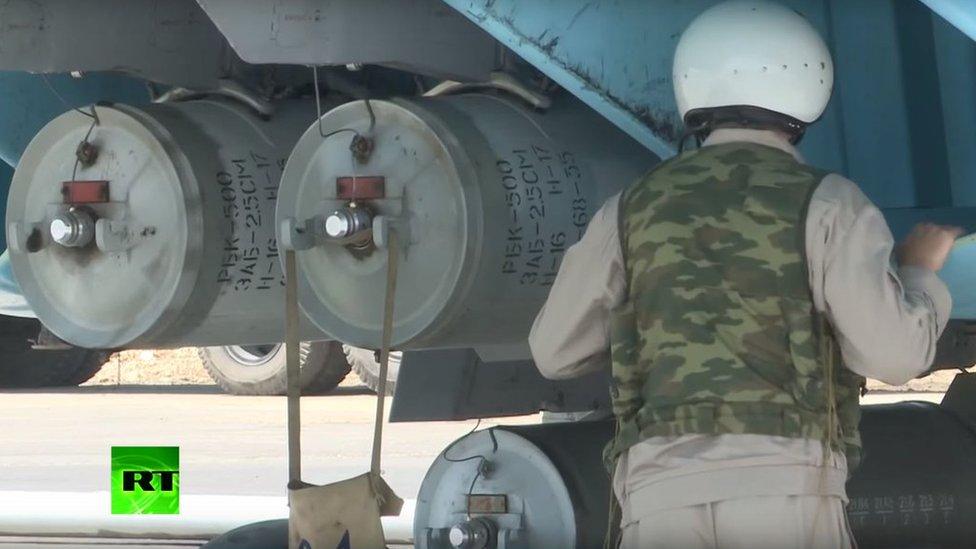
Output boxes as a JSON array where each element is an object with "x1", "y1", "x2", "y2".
[{"x1": 49, "y1": 208, "x2": 95, "y2": 248}]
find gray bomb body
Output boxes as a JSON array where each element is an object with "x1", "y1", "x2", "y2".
[
  {"x1": 277, "y1": 93, "x2": 659, "y2": 350},
  {"x1": 7, "y1": 99, "x2": 338, "y2": 349},
  {"x1": 415, "y1": 401, "x2": 976, "y2": 548}
]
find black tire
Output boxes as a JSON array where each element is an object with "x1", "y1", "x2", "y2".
[
  {"x1": 198, "y1": 341, "x2": 350, "y2": 396},
  {"x1": 343, "y1": 345, "x2": 400, "y2": 396},
  {"x1": 0, "y1": 316, "x2": 110, "y2": 387}
]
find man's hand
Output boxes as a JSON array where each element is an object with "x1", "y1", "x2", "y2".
[{"x1": 897, "y1": 223, "x2": 965, "y2": 272}]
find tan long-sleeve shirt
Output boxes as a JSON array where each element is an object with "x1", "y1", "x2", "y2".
[{"x1": 529, "y1": 128, "x2": 952, "y2": 525}]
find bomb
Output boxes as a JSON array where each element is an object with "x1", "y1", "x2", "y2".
[
  {"x1": 276, "y1": 94, "x2": 658, "y2": 350},
  {"x1": 7, "y1": 99, "x2": 341, "y2": 348}
]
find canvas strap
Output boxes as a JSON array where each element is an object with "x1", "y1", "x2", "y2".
[
  {"x1": 285, "y1": 249, "x2": 302, "y2": 484},
  {"x1": 371, "y1": 231, "x2": 399, "y2": 477}
]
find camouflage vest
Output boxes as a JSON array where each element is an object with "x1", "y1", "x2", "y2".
[{"x1": 605, "y1": 142, "x2": 865, "y2": 471}]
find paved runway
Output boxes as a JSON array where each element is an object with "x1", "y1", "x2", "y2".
[
  {"x1": 0, "y1": 384, "x2": 537, "y2": 547},
  {"x1": 0, "y1": 538, "x2": 413, "y2": 549},
  {"x1": 0, "y1": 384, "x2": 537, "y2": 498},
  {"x1": 0, "y1": 384, "x2": 941, "y2": 547},
  {"x1": 0, "y1": 538, "x2": 202, "y2": 548}
]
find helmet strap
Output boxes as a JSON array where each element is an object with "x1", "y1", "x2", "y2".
[
  {"x1": 677, "y1": 122, "x2": 707, "y2": 153},
  {"x1": 683, "y1": 106, "x2": 808, "y2": 145}
]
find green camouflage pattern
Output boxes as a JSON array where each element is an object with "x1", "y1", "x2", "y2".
[{"x1": 604, "y1": 142, "x2": 865, "y2": 471}]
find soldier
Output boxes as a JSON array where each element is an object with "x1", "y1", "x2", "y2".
[{"x1": 529, "y1": 1, "x2": 961, "y2": 548}]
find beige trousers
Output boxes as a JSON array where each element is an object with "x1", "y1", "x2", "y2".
[{"x1": 620, "y1": 495, "x2": 854, "y2": 549}]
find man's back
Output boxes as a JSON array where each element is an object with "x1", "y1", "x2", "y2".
[
  {"x1": 608, "y1": 140, "x2": 864, "y2": 472},
  {"x1": 529, "y1": 128, "x2": 953, "y2": 548},
  {"x1": 530, "y1": 1, "x2": 958, "y2": 546}
]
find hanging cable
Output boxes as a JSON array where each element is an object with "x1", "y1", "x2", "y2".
[
  {"x1": 441, "y1": 420, "x2": 499, "y2": 518},
  {"x1": 40, "y1": 74, "x2": 102, "y2": 181},
  {"x1": 41, "y1": 74, "x2": 99, "y2": 122},
  {"x1": 71, "y1": 106, "x2": 100, "y2": 182},
  {"x1": 364, "y1": 96, "x2": 376, "y2": 133},
  {"x1": 312, "y1": 65, "x2": 361, "y2": 141},
  {"x1": 311, "y1": 65, "x2": 375, "y2": 165}
]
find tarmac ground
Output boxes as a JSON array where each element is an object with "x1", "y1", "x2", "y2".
[
  {"x1": 0, "y1": 383, "x2": 944, "y2": 548},
  {"x1": 0, "y1": 383, "x2": 537, "y2": 548}
]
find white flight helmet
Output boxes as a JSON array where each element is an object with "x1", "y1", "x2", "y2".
[{"x1": 674, "y1": 0, "x2": 833, "y2": 127}]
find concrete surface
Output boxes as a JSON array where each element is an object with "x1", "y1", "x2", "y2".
[
  {"x1": 0, "y1": 384, "x2": 537, "y2": 546},
  {"x1": 0, "y1": 384, "x2": 942, "y2": 547},
  {"x1": 0, "y1": 491, "x2": 414, "y2": 544},
  {"x1": 0, "y1": 538, "x2": 202, "y2": 548},
  {"x1": 0, "y1": 538, "x2": 413, "y2": 549},
  {"x1": 0, "y1": 385, "x2": 537, "y2": 498}
]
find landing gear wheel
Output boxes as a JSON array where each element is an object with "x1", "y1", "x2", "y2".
[
  {"x1": 199, "y1": 341, "x2": 350, "y2": 396},
  {"x1": 60, "y1": 350, "x2": 110, "y2": 386},
  {"x1": 0, "y1": 316, "x2": 110, "y2": 387},
  {"x1": 343, "y1": 345, "x2": 400, "y2": 396}
]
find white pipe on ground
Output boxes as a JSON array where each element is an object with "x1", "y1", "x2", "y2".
[{"x1": 0, "y1": 491, "x2": 414, "y2": 544}]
